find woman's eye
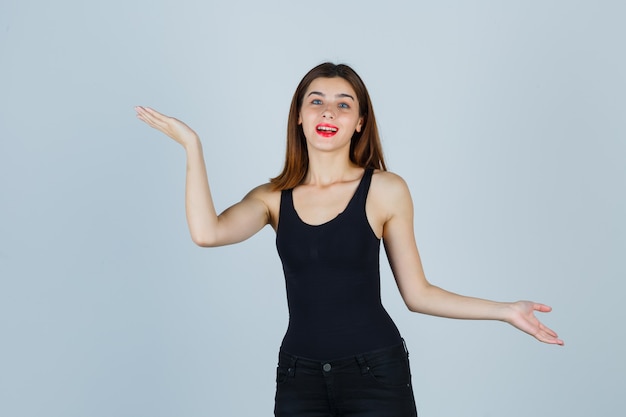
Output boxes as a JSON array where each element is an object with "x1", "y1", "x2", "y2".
[
  {"x1": 339, "y1": 103, "x2": 350, "y2": 109},
  {"x1": 312, "y1": 99, "x2": 322, "y2": 105}
]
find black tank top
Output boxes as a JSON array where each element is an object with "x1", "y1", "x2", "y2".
[{"x1": 276, "y1": 168, "x2": 402, "y2": 360}]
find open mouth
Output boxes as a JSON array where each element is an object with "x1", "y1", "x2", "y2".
[{"x1": 316, "y1": 123, "x2": 338, "y2": 137}]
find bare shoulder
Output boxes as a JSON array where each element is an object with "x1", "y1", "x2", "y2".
[
  {"x1": 244, "y1": 182, "x2": 282, "y2": 227},
  {"x1": 245, "y1": 182, "x2": 279, "y2": 197},
  {"x1": 369, "y1": 170, "x2": 414, "y2": 222},
  {"x1": 244, "y1": 182, "x2": 281, "y2": 207},
  {"x1": 364, "y1": 170, "x2": 413, "y2": 237},
  {"x1": 370, "y1": 170, "x2": 412, "y2": 201}
]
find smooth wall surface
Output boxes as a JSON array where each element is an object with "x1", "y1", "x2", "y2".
[{"x1": 1, "y1": 1, "x2": 624, "y2": 416}]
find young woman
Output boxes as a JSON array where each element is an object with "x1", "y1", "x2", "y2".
[{"x1": 135, "y1": 63, "x2": 563, "y2": 417}]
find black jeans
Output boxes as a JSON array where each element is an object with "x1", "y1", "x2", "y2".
[{"x1": 274, "y1": 341, "x2": 418, "y2": 417}]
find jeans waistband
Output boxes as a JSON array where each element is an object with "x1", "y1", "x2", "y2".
[{"x1": 278, "y1": 340, "x2": 408, "y2": 375}]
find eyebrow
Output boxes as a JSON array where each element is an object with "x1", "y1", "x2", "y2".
[{"x1": 307, "y1": 91, "x2": 355, "y2": 101}]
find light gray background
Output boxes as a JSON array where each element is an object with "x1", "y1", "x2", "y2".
[{"x1": 1, "y1": 1, "x2": 624, "y2": 416}]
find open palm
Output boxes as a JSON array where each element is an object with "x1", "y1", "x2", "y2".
[
  {"x1": 508, "y1": 301, "x2": 564, "y2": 345},
  {"x1": 135, "y1": 106, "x2": 198, "y2": 148}
]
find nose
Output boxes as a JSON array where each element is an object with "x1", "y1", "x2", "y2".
[{"x1": 322, "y1": 106, "x2": 335, "y2": 119}]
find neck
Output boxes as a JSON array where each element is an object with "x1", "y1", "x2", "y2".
[{"x1": 304, "y1": 151, "x2": 362, "y2": 186}]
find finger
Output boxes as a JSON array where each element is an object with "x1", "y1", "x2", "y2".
[
  {"x1": 536, "y1": 324, "x2": 564, "y2": 345},
  {"x1": 136, "y1": 111, "x2": 160, "y2": 129},
  {"x1": 136, "y1": 111, "x2": 155, "y2": 127},
  {"x1": 142, "y1": 106, "x2": 163, "y2": 117},
  {"x1": 135, "y1": 106, "x2": 164, "y2": 121},
  {"x1": 539, "y1": 334, "x2": 564, "y2": 345},
  {"x1": 135, "y1": 106, "x2": 155, "y2": 124},
  {"x1": 533, "y1": 303, "x2": 553, "y2": 313},
  {"x1": 538, "y1": 322, "x2": 558, "y2": 338},
  {"x1": 539, "y1": 333, "x2": 565, "y2": 345},
  {"x1": 143, "y1": 107, "x2": 177, "y2": 126},
  {"x1": 136, "y1": 107, "x2": 170, "y2": 131},
  {"x1": 137, "y1": 106, "x2": 162, "y2": 122},
  {"x1": 145, "y1": 110, "x2": 176, "y2": 131}
]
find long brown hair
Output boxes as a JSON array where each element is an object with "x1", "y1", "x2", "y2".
[{"x1": 270, "y1": 63, "x2": 387, "y2": 190}]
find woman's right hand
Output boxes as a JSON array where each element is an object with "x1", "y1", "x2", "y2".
[
  {"x1": 135, "y1": 106, "x2": 199, "y2": 149},
  {"x1": 134, "y1": 105, "x2": 273, "y2": 246}
]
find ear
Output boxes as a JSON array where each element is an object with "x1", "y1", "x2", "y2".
[
  {"x1": 298, "y1": 113, "x2": 302, "y2": 125},
  {"x1": 356, "y1": 116, "x2": 364, "y2": 133}
]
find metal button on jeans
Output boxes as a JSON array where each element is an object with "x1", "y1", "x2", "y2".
[{"x1": 323, "y1": 363, "x2": 332, "y2": 372}]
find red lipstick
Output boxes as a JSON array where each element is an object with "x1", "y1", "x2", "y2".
[{"x1": 316, "y1": 123, "x2": 339, "y2": 137}]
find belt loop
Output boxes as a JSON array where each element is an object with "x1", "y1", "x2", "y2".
[
  {"x1": 355, "y1": 355, "x2": 369, "y2": 375},
  {"x1": 289, "y1": 356, "x2": 298, "y2": 377}
]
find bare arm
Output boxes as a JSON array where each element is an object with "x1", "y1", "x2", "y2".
[
  {"x1": 135, "y1": 106, "x2": 270, "y2": 246},
  {"x1": 375, "y1": 172, "x2": 564, "y2": 345}
]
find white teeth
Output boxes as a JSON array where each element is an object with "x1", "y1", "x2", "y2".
[{"x1": 317, "y1": 126, "x2": 338, "y2": 132}]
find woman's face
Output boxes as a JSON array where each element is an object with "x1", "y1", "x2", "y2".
[{"x1": 298, "y1": 77, "x2": 363, "y2": 154}]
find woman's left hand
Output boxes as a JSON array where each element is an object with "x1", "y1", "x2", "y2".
[{"x1": 507, "y1": 301, "x2": 564, "y2": 345}]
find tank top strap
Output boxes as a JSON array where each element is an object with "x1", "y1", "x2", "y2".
[
  {"x1": 353, "y1": 168, "x2": 374, "y2": 206},
  {"x1": 279, "y1": 188, "x2": 295, "y2": 219},
  {"x1": 281, "y1": 188, "x2": 293, "y2": 206}
]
